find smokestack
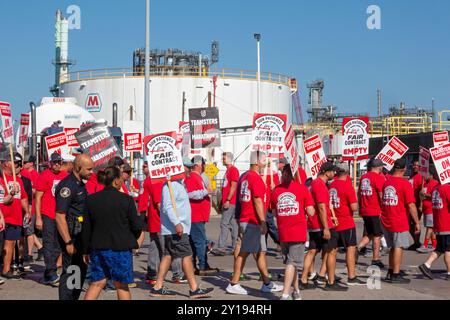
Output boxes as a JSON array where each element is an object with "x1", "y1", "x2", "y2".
[
  {"x1": 59, "y1": 17, "x2": 69, "y2": 83},
  {"x1": 113, "y1": 103, "x2": 118, "y2": 127}
]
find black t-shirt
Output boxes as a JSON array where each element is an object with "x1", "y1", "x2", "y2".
[{"x1": 21, "y1": 175, "x2": 33, "y2": 204}]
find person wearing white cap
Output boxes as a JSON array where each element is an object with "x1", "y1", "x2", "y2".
[{"x1": 61, "y1": 154, "x2": 75, "y2": 173}]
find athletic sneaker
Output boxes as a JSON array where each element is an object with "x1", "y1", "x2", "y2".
[
  {"x1": 326, "y1": 274, "x2": 342, "y2": 283},
  {"x1": 323, "y1": 282, "x2": 349, "y2": 291},
  {"x1": 299, "y1": 281, "x2": 316, "y2": 290},
  {"x1": 211, "y1": 248, "x2": 227, "y2": 256},
  {"x1": 418, "y1": 264, "x2": 433, "y2": 280},
  {"x1": 292, "y1": 291, "x2": 302, "y2": 300},
  {"x1": 149, "y1": 286, "x2": 177, "y2": 297},
  {"x1": 314, "y1": 275, "x2": 326, "y2": 285},
  {"x1": 190, "y1": 287, "x2": 214, "y2": 299},
  {"x1": 172, "y1": 275, "x2": 188, "y2": 284},
  {"x1": 36, "y1": 249, "x2": 44, "y2": 261},
  {"x1": 371, "y1": 260, "x2": 385, "y2": 269},
  {"x1": 0, "y1": 278, "x2": 4, "y2": 285},
  {"x1": 43, "y1": 275, "x2": 60, "y2": 286},
  {"x1": 226, "y1": 283, "x2": 248, "y2": 295},
  {"x1": 445, "y1": 274, "x2": 450, "y2": 281},
  {"x1": 358, "y1": 247, "x2": 367, "y2": 256},
  {"x1": 207, "y1": 241, "x2": 215, "y2": 254},
  {"x1": 128, "y1": 282, "x2": 137, "y2": 288},
  {"x1": 308, "y1": 272, "x2": 317, "y2": 281},
  {"x1": 347, "y1": 277, "x2": 366, "y2": 286},
  {"x1": 260, "y1": 282, "x2": 283, "y2": 293},
  {"x1": 1, "y1": 271, "x2": 21, "y2": 280},
  {"x1": 280, "y1": 294, "x2": 291, "y2": 300},
  {"x1": 387, "y1": 275, "x2": 411, "y2": 284}
]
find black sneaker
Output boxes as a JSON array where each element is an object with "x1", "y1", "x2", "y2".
[
  {"x1": 347, "y1": 277, "x2": 366, "y2": 286},
  {"x1": 299, "y1": 281, "x2": 316, "y2": 290},
  {"x1": 314, "y1": 275, "x2": 326, "y2": 285},
  {"x1": 1, "y1": 271, "x2": 21, "y2": 280},
  {"x1": 36, "y1": 249, "x2": 44, "y2": 261},
  {"x1": 418, "y1": 264, "x2": 433, "y2": 280},
  {"x1": 149, "y1": 286, "x2": 177, "y2": 297},
  {"x1": 323, "y1": 282, "x2": 349, "y2": 291},
  {"x1": 358, "y1": 247, "x2": 367, "y2": 256},
  {"x1": 371, "y1": 260, "x2": 385, "y2": 269},
  {"x1": 445, "y1": 274, "x2": 450, "y2": 281},
  {"x1": 189, "y1": 287, "x2": 214, "y2": 299},
  {"x1": 388, "y1": 275, "x2": 411, "y2": 284}
]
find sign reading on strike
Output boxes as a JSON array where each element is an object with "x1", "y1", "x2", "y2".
[
  {"x1": 251, "y1": 113, "x2": 287, "y2": 156},
  {"x1": 341, "y1": 117, "x2": 369, "y2": 161},
  {"x1": 189, "y1": 107, "x2": 221, "y2": 149},
  {"x1": 430, "y1": 143, "x2": 450, "y2": 184},
  {"x1": 144, "y1": 131, "x2": 185, "y2": 184},
  {"x1": 284, "y1": 125, "x2": 299, "y2": 176},
  {"x1": 45, "y1": 132, "x2": 69, "y2": 158},
  {"x1": 124, "y1": 133, "x2": 142, "y2": 152},
  {"x1": 433, "y1": 131, "x2": 449, "y2": 147},
  {"x1": 18, "y1": 114, "x2": 30, "y2": 146},
  {"x1": 303, "y1": 134, "x2": 327, "y2": 179},
  {"x1": 375, "y1": 136, "x2": 409, "y2": 171},
  {"x1": 0, "y1": 101, "x2": 13, "y2": 144},
  {"x1": 75, "y1": 124, "x2": 122, "y2": 171},
  {"x1": 419, "y1": 146, "x2": 430, "y2": 177}
]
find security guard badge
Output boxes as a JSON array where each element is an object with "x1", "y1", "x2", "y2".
[{"x1": 60, "y1": 187, "x2": 71, "y2": 198}]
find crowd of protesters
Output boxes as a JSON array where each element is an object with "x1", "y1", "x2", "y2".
[{"x1": 0, "y1": 149, "x2": 449, "y2": 300}]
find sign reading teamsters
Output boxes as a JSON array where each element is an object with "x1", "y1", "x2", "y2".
[
  {"x1": 430, "y1": 142, "x2": 450, "y2": 184},
  {"x1": 188, "y1": 107, "x2": 221, "y2": 149}
]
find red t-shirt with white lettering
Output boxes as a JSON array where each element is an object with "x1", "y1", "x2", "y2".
[
  {"x1": 36, "y1": 169, "x2": 68, "y2": 219},
  {"x1": 308, "y1": 178, "x2": 334, "y2": 231},
  {"x1": 222, "y1": 165, "x2": 239, "y2": 205},
  {"x1": 432, "y1": 184, "x2": 450, "y2": 233},
  {"x1": 381, "y1": 176, "x2": 415, "y2": 232},
  {"x1": 271, "y1": 181, "x2": 314, "y2": 242},
  {"x1": 239, "y1": 170, "x2": 267, "y2": 225},
  {"x1": 184, "y1": 171, "x2": 211, "y2": 223},
  {"x1": 329, "y1": 179, "x2": 357, "y2": 232},
  {"x1": 359, "y1": 172, "x2": 386, "y2": 216},
  {"x1": 0, "y1": 174, "x2": 27, "y2": 226},
  {"x1": 422, "y1": 179, "x2": 439, "y2": 215}
]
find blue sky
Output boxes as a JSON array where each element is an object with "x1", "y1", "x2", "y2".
[{"x1": 1, "y1": 0, "x2": 449, "y2": 121}]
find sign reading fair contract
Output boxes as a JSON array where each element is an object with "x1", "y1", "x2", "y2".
[
  {"x1": 124, "y1": 133, "x2": 142, "y2": 152},
  {"x1": 251, "y1": 113, "x2": 287, "y2": 155},
  {"x1": 189, "y1": 107, "x2": 221, "y2": 149},
  {"x1": 419, "y1": 147, "x2": 430, "y2": 177},
  {"x1": 375, "y1": 136, "x2": 409, "y2": 171},
  {"x1": 284, "y1": 125, "x2": 299, "y2": 176},
  {"x1": 75, "y1": 124, "x2": 122, "y2": 170},
  {"x1": 430, "y1": 143, "x2": 450, "y2": 184},
  {"x1": 45, "y1": 132, "x2": 69, "y2": 158},
  {"x1": 0, "y1": 101, "x2": 13, "y2": 144},
  {"x1": 304, "y1": 134, "x2": 327, "y2": 179},
  {"x1": 144, "y1": 131, "x2": 185, "y2": 184},
  {"x1": 18, "y1": 114, "x2": 30, "y2": 147},
  {"x1": 341, "y1": 117, "x2": 369, "y2": 161},
  {"x1": 433, "y1": 131, "x2": 449, "y2": 147}
]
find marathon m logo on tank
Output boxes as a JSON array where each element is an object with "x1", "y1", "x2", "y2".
[
  {"x1": 341, "y1": 117, "x2": 369, "y2": 161},
  {"x1": 303, "y1": 134, "x2": 327, "y2": 179},
  {"x1": 144, "y1": 131, "x2": 185, "y2": 184},
  {"x1": 251, "y1": 113, "x2": 287, "y2": 155},
  {"x1": 188, "y1": 107, "x2": 221, "y2": 149},
  {"x1": 375, "y1": 136, "x2": 409, "y2": 171},
  {"x1": 430, "y1": 142, "x2": 450, "y2": 184},
  {"x1": 360, "y1": 178, "x2": 373, "y2": 196},
  {"x1": 85, "y1": 93, "x2": 102, "y2": 112},
  {"x1": 75, "y1": 123, "x2": 122, "y2": 171},
  {"x1": 382, "y1": 186, "x2": 398, "y2": 206},
  {"x1": 276, "y1": 192, "x2": 299, "y2": 216}
]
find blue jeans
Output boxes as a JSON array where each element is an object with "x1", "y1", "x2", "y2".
[{"x1": 189, "y1": 222, "x2": 209, "y2": 270}]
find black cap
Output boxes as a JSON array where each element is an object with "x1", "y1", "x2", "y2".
[
  {"x1": 50, "y1": 152, "x2": 63, "y2": 162},
  {"x1": 13, "y1": 152, "x2": 23, "y2": 163},
  {"x1": 191, "y1": 156, "x2": 206, "y2": 165},
  {"x1": 367, "y1": 158, "x2": 385, "y2": 169},
  {"x1": 319, "y1": 162, "x2": 337, "y2": 173},
  {"x1": 393, "y1": 158, "x2": 406, "y2": 170},
  {"x1": 27, "y1": 155, "x2": 37, "y2": 164}
]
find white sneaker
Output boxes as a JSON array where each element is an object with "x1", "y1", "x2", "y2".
[
  {"x1": 261, "y1": 282, "x2": 283, "y2": 293},
  {"x1": 308, "y1": 272, "x2": 317, "y2": 281},
  {"x1": 226, "y1": 283, "x2": 248, "y2": 295},
  {"x1": 280, "y1": 294, "x2": 291, "y2": 300}
]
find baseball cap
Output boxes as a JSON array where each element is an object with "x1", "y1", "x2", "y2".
[
  {"x1": 278, "y1": 157, "x2": 288, "y2": 165},
  {"x1": 191, "y1": 156, "x2": 206, "y2": 165},
  {"x1": 27, "y1": 155, "x2": 37, "y2": 164},
  {"x1": 50, "y1": 152, "x2": 63, "y2": 162},
  {"x1": 122, "y1": 163, "x2": 132, "y2": 173},
  {"x1": 62, "y1": 154, "x2": 75, "y2": 162},
  {"x1": 367, "y1": 158, "x2": 385, "y2": 168},
  {"x1": 393, "y1": 158, "x2": 406, "y2": 170},
  {"x1": 319, "y1": 162, "x2": 337, "y2": 173},
  {"x1": 183, "y1": 157, "x2": 195, "y2": 168},
  {"x1": 13, "y1": 152, "x2": 23, "y2": 163},
  {"x1": 335, "y1": 163, "x2": 349, "y2": 174}
]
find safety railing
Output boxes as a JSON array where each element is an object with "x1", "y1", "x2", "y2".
[{"x1": 63, "y1": 66, "x2": 291, "y2": 85}]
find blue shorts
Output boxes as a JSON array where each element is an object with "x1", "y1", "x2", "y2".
[
  {"x1": 90, "y1": 249, "x2": 134, "y2": 284},
  {"x1": 4, "y1": 224, "x2": 23, "y2": 241}
]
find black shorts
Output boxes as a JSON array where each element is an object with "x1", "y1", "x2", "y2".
[
  {"x1": 4, "y1": 224, "x2": 23, "y2": 241},
  {"x1": 308, "y1": 229, "x2": 339, "y2": 252},
  {"x1": 435, "y1": 235, "x2": 450, "y2": 254},
  {"x1": 163, "y1": 233, "x2": 193, "y2": 259},
  {"x1": 138, "y1": 212, "x2": 148, "y2": 229},
  {"x1": 337, "y1": 228, "x2": 357, "y2": 248},
  {"x1": 362, "y1": 216, "x2": 383, "y2": 237}
]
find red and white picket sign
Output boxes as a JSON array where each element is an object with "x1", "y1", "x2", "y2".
[
  {"x1": 341, "y1": 117, "x2": 370, "y2": 161},
  {"x1": 284, "y1": 125, "x2": 299, "y2": 176},
  {"x1": 124, "y1": 133, "x2": 143, "y2": 152},
  {"x1": 433, "y1": 131, "x2": 449, "y2": 147},
  {"x1": 430, "y1": 142, "x2": 450, "y2": 184},
  {"x1": 45, "y1": 132, "x2": 69, "y2": 159},
  {"x1": 375, "y1": 136, "x2": 409, "y2": 171},
  {"x1": 303, "y1": 134, "x2": 327, "y2": 179},
  {"x1": 0, "y1": 101, "x2": 13, "y2": 144},
  {"x1": 18, "y1": 114, "x2": 30, "y2": 146},
  {"x1": 419, "y1": 146, "x2": 430, "y2": 177}
]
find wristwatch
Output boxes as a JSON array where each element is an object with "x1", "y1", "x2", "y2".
[{"x1": 65, "y1": 239, "x2": 74, "y2": 246}]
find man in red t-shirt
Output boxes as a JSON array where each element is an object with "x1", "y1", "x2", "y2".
[
  {"x1": 1, "y1": 156, "x2": 30, "y2": 279},
  {"x1": 381, "y1": 158, "x2": 420, "y2": 283},
  {"x1": 226, "y1": 151, "x2": 283, "y2": 295},
  {"x1": 419, "y1": 168, "x2": 439, "y2": 251},
  {"x1": 262, "y1": 160, "x2": 280, "y2": 254},
  {"x1": 213, "y1": 152, "x2": 239, "y2": 256},
  {"x1": 20, "y1": 155, "x2": 39, "y2": 187},
  {"x1": 357, "y1": 158, "x2": 386, "y2": 268},
  {"x1": 301, "y1": 162, "x2": 348, "y2": 291},
  {"x1": 35, "y1": 152, "x2": 68, "y2": 285},
  {"x1": 409, "y1": 159, "x2": 424, "y2": 249},
  {"x1": 271, "y1": 164, "x2": 315, "y2": 300},
  {"x1": 418, "y1": 182, "x2": 450, "y2": 280},
  {"x1": 330, "y1": 164, "x2": 365, "y2": 285}
]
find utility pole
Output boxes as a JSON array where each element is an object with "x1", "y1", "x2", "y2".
[
  {"x1": 254, "y1": 33, "x2": 261, "y2": 113},
  {"x1": 377, "y1": 89, "x2": 382, "y2": 118},
  {"x1": 144, "y1": 0, "x2": 150, "y2": 136},
  {"x1": 181, "y1": 92, "x2": 186, "y2": 121}
]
